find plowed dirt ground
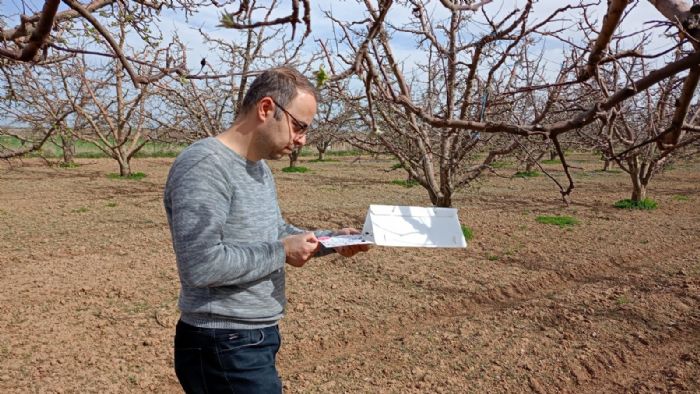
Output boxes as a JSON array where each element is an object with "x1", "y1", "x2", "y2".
[{"x1": 1, "y1": 154, "x2": 698, "y2": 393}]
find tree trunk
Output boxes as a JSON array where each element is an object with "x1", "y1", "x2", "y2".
[
  {"x1": 628, "y1": 157, "x2": 645, "y2": 201},
  {"x1": 428, "y1": 188, "x2": 452, "y2": 208},
  {"x1": 317, "y1": 148, "x2": 325, "y2": 161},
  {"x1": 118, "y1": 157, "x2": 131, "y2": 177},
  {"x1": 550, "y1": 150, "x2": 557, "y2": 160},
  {"x1": 525, "y1": 160, "x2": 535, "y2": 172},
  {"x1": 288, "y1": 148, "x2": 300, "y2": 168},
  {"x1": 631, "y1": 181, "x2": 647, "y2": 201},
  {"x1": 61, "y1": 135, "x2": 75, "y2": 165},
  {"x1": 434, "y1": 194, "x2": 452, "y2": 208},
  {"x1": 602, "y1": 158, "x2": 611, "y2": 171}
]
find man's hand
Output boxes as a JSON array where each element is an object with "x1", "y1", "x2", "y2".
[
  {"x1": 282, "y1": 232, "x2": 319, "y2": 267},
  {"x1": 332, "y1": 227, "x2": 371, "y2": 257}
]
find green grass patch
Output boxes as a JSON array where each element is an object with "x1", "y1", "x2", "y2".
[
  {"x1": 308, "y1": 158, "x2": 339, "y2": 163},
  {"x1": 391, "y1": 179, "x2": 418, "y2": 188},
  {"x1": 390, "y1": 163, "x2": 403, "y2": 170},
  {"x1": 106, "y1": 202, "x2": 118, "y2": 208},
  {"x1": 58, "y1": 162, "x2": 80, "y2": 168},
  {"x1": 541, "y1": 159, "x2": 560, "y2": 165},
  {"x1": 134, "y1": 150, "x2": 180, "y2": 158},
  {"x1": 0, "y1": 136, "x2": 186, "y2": 158},
  {"x1": 461, "y1": 225, "x2": 474, "y2": 241},
  {"x1": 673, "y1": 195, "x2": 689, "y2": 201},
  {"x1": 72, "y1": 207, "x2": 89, "y2": 213},
  {"x1": 613, "y1": 198, "x2": 657, "y2": 210},
  {"x1": 107, "y1": 172, "x2": 147, "y2": 180},
  {"x1": 75, "y1": 151, "x2": 108, "y2": 158},
  {"x1": 513, "y1": 170, "x2": 539, "y2": 178},
  {"x1": 325, "y1": 149, "x2": 364, "y2": 157},
  {"x1": 616, "y1": 295, "x2": 630, "y2": 305},
  {"x1": 487, "y1": 254, "x2": 500, "y2": 261},
  {"x1": 300, "y1": 148, "x2": 363, "y2": 157},
  {"x1": 281, "y1": 166, "x2": 309, "y2": 173},
  {"x1": 535, "y1": 215, "x2": 579, "y2": 228}
]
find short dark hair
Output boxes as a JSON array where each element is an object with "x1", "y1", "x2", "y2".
[{"x1": 239, "y1": 67, "x2": 317, "y2": 120}]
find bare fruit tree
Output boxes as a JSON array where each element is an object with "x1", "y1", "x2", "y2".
[
  {"x1": 0, "y1": 63, "x2": 81, "y2": 162},
  {"x1": 321, "y1": 1, "x2": 590, "y2": 206},
  {"x1": 0, "y1": 1, "x2": 312, "y2": 87},
  {"x1": 307, "y1": 84, "x2": 356, "y2": 162},
  {"x1": 58, "y1": 8, "x2": 171, "y2": 176},
  {"x1": 319, "y1": 0, "x2": 700, "y2": 206},
  {"x1": 151, "y1": 0, "x2": 309, "y2": 143},
  {"x1": 583, "y1": 52, "x2": 699, "y2": 202}
]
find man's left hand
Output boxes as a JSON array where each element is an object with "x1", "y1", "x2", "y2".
[{"x1": 332, "y1": 227, "x2": 371, "y2": 257}]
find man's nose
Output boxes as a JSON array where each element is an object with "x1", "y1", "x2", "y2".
[{"x1": 293, "y1": 133, "x2": 307, "y2": 146}]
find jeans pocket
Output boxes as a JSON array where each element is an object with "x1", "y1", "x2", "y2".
[
  {"x1": 216, "y1": 329, "x2": 265, "y2": 352},
  {"x1": 174, "y1": 347, "x2": 208, "y2": 394},
  {"x1": 216, "y1": 329, "x2": 273, "y2": 371}
]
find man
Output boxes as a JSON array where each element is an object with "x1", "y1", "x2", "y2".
[{"x1": 163, "y1": 67, "x2": 369, "y2": 393}]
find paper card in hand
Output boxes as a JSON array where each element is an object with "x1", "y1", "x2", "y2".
[{"x1": 318, "y1": 205, "x2": 467, "y2": 248}]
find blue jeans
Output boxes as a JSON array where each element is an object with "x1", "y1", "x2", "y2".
[{"x1": 174, "y1": 320, "x2": 282, "y2": 394}]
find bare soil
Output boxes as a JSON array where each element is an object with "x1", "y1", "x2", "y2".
[{"x1": 0, "y1": 155, "x2": 698, "y2": 393}]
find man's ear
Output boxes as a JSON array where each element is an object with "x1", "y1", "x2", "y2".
[{"x1": 257, "y1": 97, "x2": 274, "y2": 122}]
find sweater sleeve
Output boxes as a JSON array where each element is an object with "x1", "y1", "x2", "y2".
[
  {"x1": 165, "y1": 154, "x2": 286, "y2": 288},
  {"x1": 275, "y1": 206, "x2": 335, "y2": 257}
]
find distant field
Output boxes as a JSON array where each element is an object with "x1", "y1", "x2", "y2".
[
  {"x1": 0, "y1": 136, "x2": 187, "y2": 158},
  {"x1": 0, "y1": 135, "x2": 362, "y2": 159}
]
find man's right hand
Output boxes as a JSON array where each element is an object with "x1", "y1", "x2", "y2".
[{"x1": 282, "y1": 232, "x2": 319, "y2": 267}]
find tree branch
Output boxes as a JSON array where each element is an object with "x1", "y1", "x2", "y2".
[
  {"x1": 61, "y1": 0, "x2": 143, "y2": 88},
  {"x1": 584, "y1": 0, "x2": 629, "y2": 79}
]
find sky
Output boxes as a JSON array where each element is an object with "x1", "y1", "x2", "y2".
[
  {"x1": 0, "y1": 0, "x2": 682, "y2": 130},
  {"x1": 0, "y1": 1, "x2": 679, "y2": 79},
  {"x1": 161, "y1": 0, "x2": 674, "y2": 79}
]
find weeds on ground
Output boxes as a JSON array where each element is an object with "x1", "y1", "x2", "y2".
[
  {"x1": 308, "y1": 158, "x2": 339, "y2": 163},
  {"x1": 613, "y1": 198, "x2": 657, "y2": 210},
  {"x1": 72, "y1": 207, "x2": 89, "y2": 213},
  {"x1": 76, "y1": 152, "x2": 107, "y2": 159},
  {"x1": 541, "y1": 159, "x2": 560, "y2": 165},
  {"x1": 282, "y1": 166, "x2": 309, "y2": 173},
  {"x1": 134, "y1": 150, "x2": 180, "y2": 158},
  {"x1": 107, "y1": 172, "x2": 147, "y2": 180},
  {"x1": 461, "y1": 225, "x2": 474, "y2": 241},
  {"x1": 391, "y1": 179, "x2": 418, "y2": 188},
  {"x1": 106, "y1": 202, "x2": 118, "y2": 208},
  {"x1": 616, "y1": 295, "x2": 630, "y2": 305},
  {"x1": 126, "y1": 301, "x2": 150, "y2": 315},
  {"x1": 673, "y1": 195, "x2": 689, "y2": 201},
  {"x1": 300, "y1": 149, "x2": 363, "y2": 157},
  {"x1": 535, "y1": 215, "x2": 578, "y2": 228}
]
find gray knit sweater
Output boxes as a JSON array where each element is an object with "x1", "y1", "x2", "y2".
[{"x1": 164, "y1": 137, "x2": 331, "y2": 329}]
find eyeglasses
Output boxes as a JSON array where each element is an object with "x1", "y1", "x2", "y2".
[{"x1": 271, "y1": 98, "x2": 309, "y2": 135}]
